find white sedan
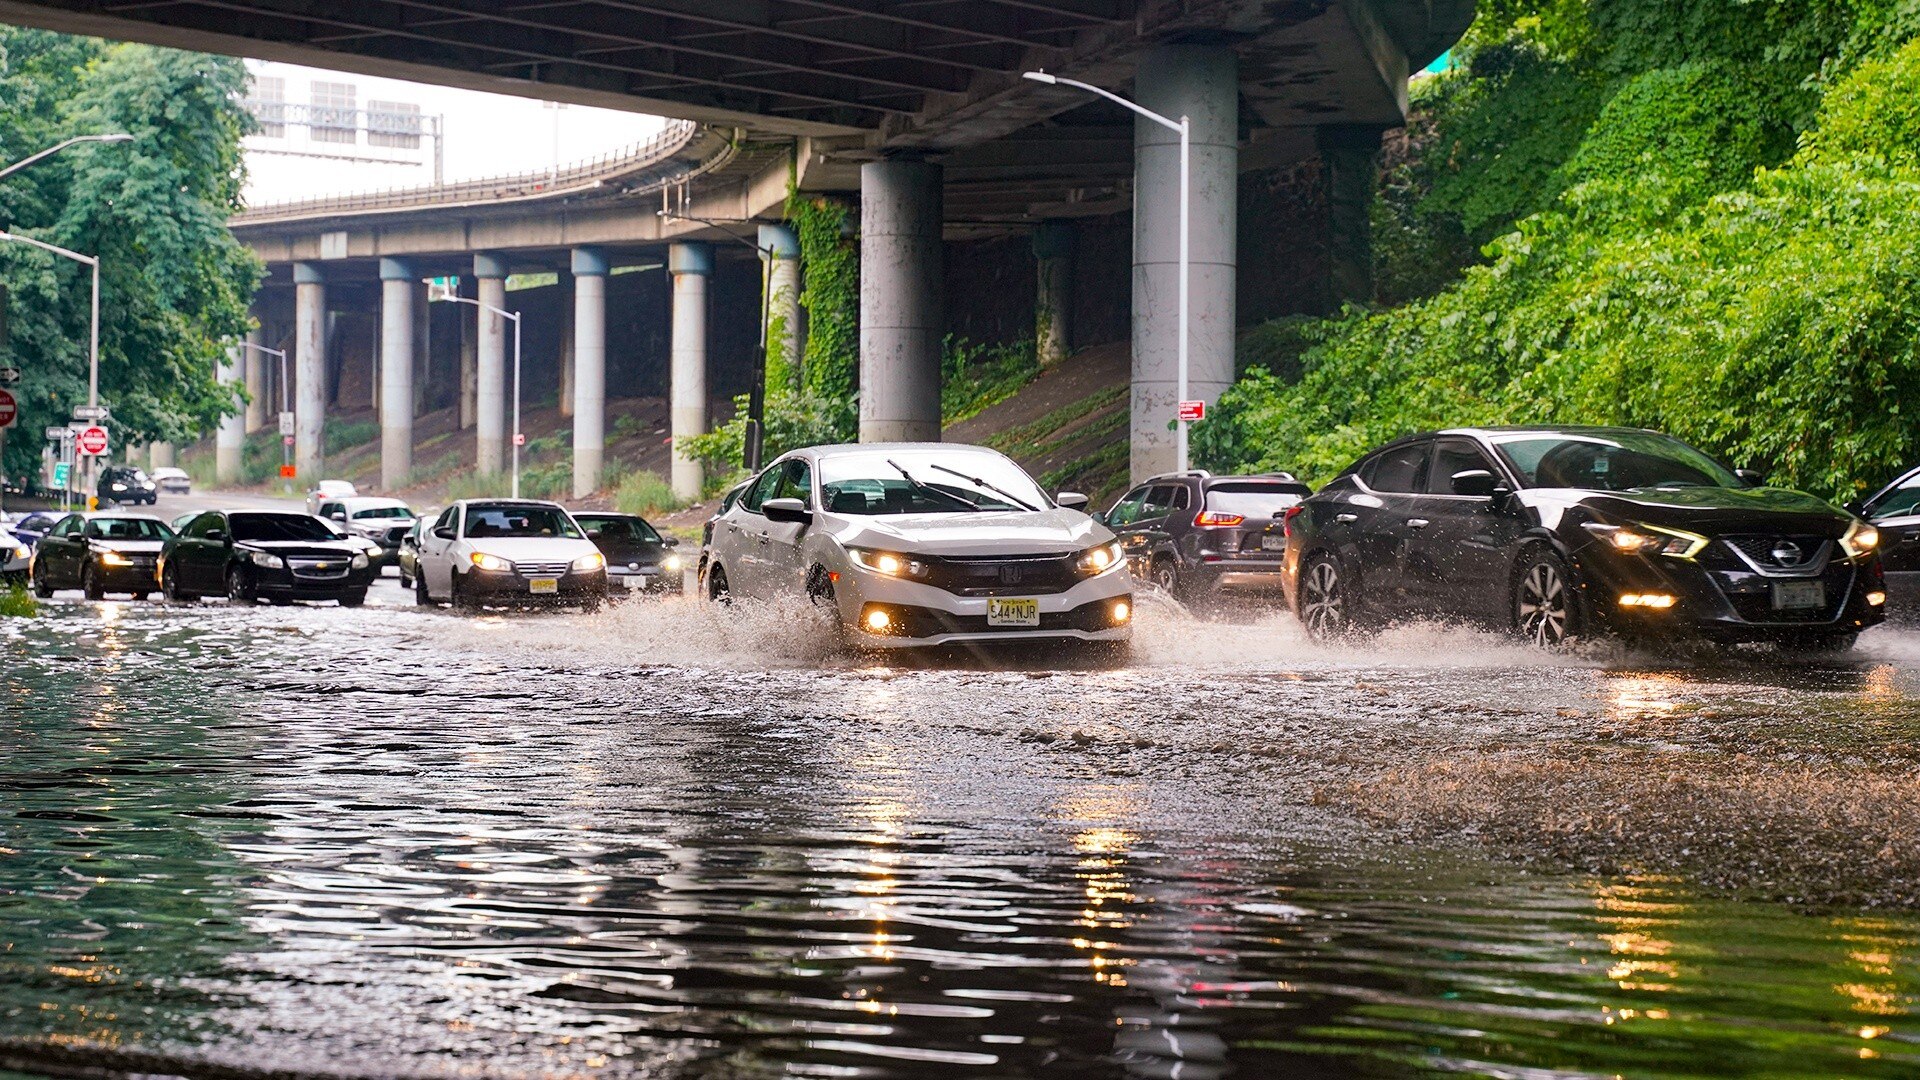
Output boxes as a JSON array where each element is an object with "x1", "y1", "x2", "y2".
[
  {"x1": 700, "y1": 442, "x2": 1132, "y2": 649},
  {"x1": 411, "y1": 499, "x2": 608, "y2": 611}
]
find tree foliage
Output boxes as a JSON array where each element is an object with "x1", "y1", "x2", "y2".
[{"x1": 0, "y1": 29, "x2": 259, "y2": 481}]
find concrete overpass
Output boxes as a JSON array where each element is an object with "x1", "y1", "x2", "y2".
[{"x1": 0, "y1": 0, "x2": 1474, "y2": 487}]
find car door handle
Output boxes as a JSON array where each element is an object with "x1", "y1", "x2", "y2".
[
  {"x1": 1406, "y1": 518, "x2": 1431, "y2": 529},
  {"x1": 1335, "y1": 513, "x2": 1358, "y2": 523},
  {"x1": 1904, "y1": 530, "x2": 1920, "y2": 542}
]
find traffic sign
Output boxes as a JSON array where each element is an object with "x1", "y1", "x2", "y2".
[
  {"x1": 279, "y1": 464, "x2": 297, "y2": 479},
  {"x1": 283, "y1": 435, "x2": 294, "y2": 447},
  {"x1": 514, "y1": 432, "x2": 525, "y2": 447},
  {"x1": 1178, "y1": 400, "x2": 1206, "y2": 423},
  {"x1": 0, "y1": 366, "x2": 19, "y2": 386},
  {"x1": 52, "y1": 463, "x2": 69, "y2": 487},
  {"x1": 45, "y1": 425, "x2": 71, "y2": 441},
  {"x1": 0, "y1": 388, "x2": 14, "y2": 430},
  {"x1": 75, "y1": 425, "x2": 109, "y2": 456},
  {"x1": 279, "y1": 411, "x2": 295, "y2": 436},
  {"x1": 72, "y1": 404, "x2": 110, "y2": 421}
]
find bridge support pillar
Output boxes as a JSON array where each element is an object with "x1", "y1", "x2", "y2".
[
  {"x1": 244, "y1": 324, "x2": 268, "y2": 433},
  {"x1": 379, "y1": 258, "x2": 416, "y2": 491},
  {"x1": 859, "y1": 159, "x2": 943, "y2": 442},
  {"x1": 1033, "y1": 220, "x2": 1074, "y2": 367},
  {"x1": 571, "y1": 247, "x2": 608, "y2": 499},
  {"x1": 759, "y1": 224, "x2": 802, "y2": 393},
  {"x1": 474, "y1": 252, "x2": 509, "y2": 477},
  {"x1": 149, "y1": 442, "x2": 175, "y2": 469},
  {"x1": 1131, "y1": 43, "x2": 1237, "y2": 482},
  {"x1": 294, "y1": 262, "x2": 327, "y2": 482},
  {"x1": 669, "y1": 242, "x2": 711, "y2": 501},
  {"x1": 217, "y1": 344, "x2": 245, "y2": 485}
]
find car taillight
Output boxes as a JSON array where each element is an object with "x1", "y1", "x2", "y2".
[
  {"x1": 1194, "y1": 511, "x2": 1244, "y2": 528},
  {"x1": 1283, "y1": 505, "x2": 1305, "y2": 538}
]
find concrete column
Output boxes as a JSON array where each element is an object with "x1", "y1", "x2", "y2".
[
  {"x1": 413, "y1": 279, "x2": 431, "y2": 418},
  {"x1": 474, "y1": 253, "x2": 508, "y2": 477},
  {"x1": 149, "y1": 442, "x2": 175, "y2": 469},
  {"x1": 244, "y1": 324, "x2": 268, "y2": 433},
  {"x1": 571, "y1": 247, "x2": 608, "y2": 499},
  {"x1": 216, "y1": 344, "x2": 245, "y2": 485},
  {"x1": 859, "y1": 159, "x2": 944, "y2": 442},
  {"x1": 294, "y1": 262, "x2": 327, "y2": 482},
  {"x1": 668, "y1": 242, "x2": 712, "y2": 500},
  {"x1": 558, "y1": 274, "x2": 576, "y2": 420},
  {"x1": 1033, "y1": 220, "x2": 1074, "y2": 367},
  {"x1": 458, "y1": 276, "x2": 477, "y2": 429},
  {"x1": 1131, "y1": 44, "x2": 1237, "y2": 482},
  {"x1": 759, "y1": 223, "x2": 802, "y2": 393},
  {"x1": 379, "y1": 258, "x2": 416, "y2": 491}
]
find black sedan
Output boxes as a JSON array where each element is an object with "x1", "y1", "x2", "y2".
[
  {"x1": 575, "y1": 511, "x2": 683, "y2": 595},
  {"x1": 1282, "y1": 426, "x2": 1887, "y2": 651},
  {"x1": 1853, "y1": 463, "x2": 1920, "y2": 615},
  {"x1": 97, "y1": 465, "x2": 158, "y2": 506},
  {"x1": 30, "y1": 512, "x2": 174, "y2": 600},
  {"x1": 162, "y1": 510, "x2": 377, "y2": 606}
]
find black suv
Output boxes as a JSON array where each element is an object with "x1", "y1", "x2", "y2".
[
  {"x1": 1282, "y1": 426, "x2": 1887, "y2": 650},
  {"x1": 1098, "y1": 471, "x2": 1313, "y2": 601},
  {"x1": 97, "y1": 465, "x2": 157, "y2": 505}
]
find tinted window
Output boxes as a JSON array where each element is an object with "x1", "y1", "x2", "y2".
[
  {"x1": 1423, "y1": 439, "x2": 1499, "y2": 495},
  {"x1": 351, "y1": 506, "x2": 412, "y2": 520},
  {"x1": 774, "y1": 459, "x2": 813, "y2": 508},
  {"x1": 1204, "y1": 483, "x2": 1311, "y2": 518},
  {"x1": 1139, "y1": 486, "x2": 1179, "y2": 520},
  {"x1": 1868, "y1": 474, "x2": 1920, "y2": 520},
  {"x1": 1494, "y1": 432, "x2": 1738, "y2": 490},
  {"x1": 231, "y1": 513, "x2": 339, "y2": 542},
  {"x1": 742, "y1": 466, "x2": 784, "y2": 513},
  {"x1": 1362, "y1": 442, "x2": 1431, "y2": 494},
  {"x1": 84, "y1": 518, "x2": 172, "y2": 541},
  {"x1": 52, "y1": 515, "x2": 82, "y2": 537},
  {"x1": 1107, "y1": 487, "x2": 1151, "y2": 527},
  {"x1": 578, "y1": 516, "x2": 661, "y2": 543},
  {"x1": 462, "y1": 504, "x2": 582, "y2": 539}
]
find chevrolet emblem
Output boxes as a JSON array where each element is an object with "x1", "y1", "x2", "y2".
[{"x1": 314, "y1": 562, "x2": 330, "y2": 570}]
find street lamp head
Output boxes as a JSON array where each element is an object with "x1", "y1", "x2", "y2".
[
  {"x1": 1021, "y1": 70, "x2": 1058, "y2": 85},
  {"x1": 92, "y1": 134, "x2": 135, "y2": 144}
]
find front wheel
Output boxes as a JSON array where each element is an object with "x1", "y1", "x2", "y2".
[
  {"x1": 81, "y1": 563, "x2": 104, "y2": 601},
  {"x1": 226, "y1": 565, "x2": 256, "y2": 605},
  {"x1": 414, "y1": 573, "x2": 433, "y2": 606},
  {"x1": 398, "y1": 571, "x2": 413, "y2": 590},
  {"x1": 31, "y1": 570, "x2": 53, "y2": 599},
  {"x1": 339, "y1": 590, "x2": 367, "y2": 608},
  {"x1": 1151, "y1": 558, "x2": 1179, "y2": 595},
  {"x1": 706, "y1": 565, "x2": 732, "y2": 606},
  {"x1": 1512, "y1": 547, "x2": 1580, "y2": 648},
  {"x1": 162, "y1": 562, "x2": 198, "y2": 604},
  {"x1": 1298, "y1": 553, "x2": 1353, "y2": 639}
]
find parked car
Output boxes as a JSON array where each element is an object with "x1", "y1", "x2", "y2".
[
  {"x1": 29, "y1": 512, "x2": 174, "y2": 600},
  {"x1": 1853, "y1": 463, "x2": 1920, "y2": 615},
  {"x1": 170, "y1": 511, "x2": 200, "y2": 534},
  {"x1": 305, "y1": 480, "x2": 358, "y2": 515},
  {"x1": 97, "y1": 465, "x2": 158, "y2": 506},
  {"x1": 8, "y1": 511, "x2": 63, "y2": 549},
  {"x1": 700, "y1": 443, "x2": 1132, "y2": 649},
  {"x1": 150, "y1": 466, "x2": 192, "y2": 495},
  {"x1": 1099, "y1": 470, "x2": 1313, "y2": 601},
  {"x1": 395, "y1": 512, "x2": 436, "y2": 590},
  {"x1": 412, "y1": 499, "x2": 607, "y2": 611},
  {"x1": 1, "y1": 525, "x2": 30, "y2": 584},
  {"x1": 317, "y1": 496, "x2": 416, "y2": 568},
  {"x1": 574, "y1": 511, "x2": 683, "y2": 595},
  {"x1": 1282, "y1": 426, "x2": 1887, "y2": 651},
  {"x1": 160, "y1": 510, "x2": 376, "y2": 606}
]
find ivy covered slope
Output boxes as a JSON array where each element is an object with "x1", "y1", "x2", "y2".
[
  {"x1": 0, "y1": 29, "x2": 261, "y2": 482},
  {"x1": 1198, "y1": 0, "x2": 1920, "y2": 501}
]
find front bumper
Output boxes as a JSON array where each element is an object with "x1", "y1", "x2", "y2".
[
  {"x1": 608, "y1": 567, "x2": 680, "y2": 594},
  {"x1": 461, "y1": 566, "x2": 608, "y2": 601},
  {"x1": 251, "y1": 563, "x2": 379, "y2": 599},
  {"x1": 93, "y1": 559, "x2": 159, "y2": 591},
  {"x1": 1574, "y1": 543, "x2": 1887, "y2": 641},
  {"x1": 840, "y1": 564, "x2": 1133, "y2": 648}
]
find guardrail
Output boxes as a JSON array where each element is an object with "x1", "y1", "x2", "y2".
[{"x1": 231, "y1": 118, "x2": 701, "y2": 224}]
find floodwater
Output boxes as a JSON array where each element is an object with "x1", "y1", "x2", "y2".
[{"x1": 5, "y1": 587, "x2": 1920, "y2": 1078}]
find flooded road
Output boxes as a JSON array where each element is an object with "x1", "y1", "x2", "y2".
[{"x1": 6, "y1": 584, "x2": 1920, "y2": 1078}]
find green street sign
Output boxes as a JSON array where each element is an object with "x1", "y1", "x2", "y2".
[{"x1": 52, "y1": 462, "x2": 70, "y2": 487}]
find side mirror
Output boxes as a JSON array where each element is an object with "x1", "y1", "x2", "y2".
[
  {"x1": 762, "y1": 497, "x2": 812, "y2": 525},
  {"x1": 204, "y1": 529, "x2": 227, "y2": 544},
  {"x1": 1844, "y1": 499, "x2": 1867, "y2": 517},
  {"x1": 663, "y1": 536, "x2": 680, "y2": 547},
  {"x1": 1056, "y1": 491, "x2": 1090, "y2": 511},
  {"x1": 1735, "y1": 469, "x2": 1765, "y2": 487},
  {"x1": 330, "y1": 512, "x2": 347, "y2": 522},
  {"x1": 1449, "y1": 469, "x2": 1498, "y2": 498},
  {"x1": 1089, "y1": 510, "x2": 1107, "y2": 525},
  {"x1": 433, "y1": 525, "x2": 456, "y2": 540}
]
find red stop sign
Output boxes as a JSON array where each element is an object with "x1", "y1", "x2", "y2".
[
  {"x1": 76, "y1": 425, "x2": 110, "y2": 456},
  {"x1": 0, "y1": 389, "x2": 15, "y2": 430}
]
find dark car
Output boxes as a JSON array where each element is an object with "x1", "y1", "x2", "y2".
[
  {"x1": 97, "y1": 465, "x2": 158, "y2": 506},
  {"x1": 1853, "y1": 464, "x2": 1920, "y2": 615},
  {"x1": 1098, "y1": 470, "x2": 1312, "y2": 601},
  {"x1": 1282, "y1": 426, "x2": 1887, "y2": 651},
  {"x1": 29, "y1": 512, "x2": 173, "y2": 600},
  {"x1": 396, "y1": 513, "x2": 434, "y2": 590},
  {"x1": 9, "y1": 511, "x2": 64, "y2": 549},
  {"x1": 575, "y1": 511, "x2": 684, "y2": 595},
  {"x1": 161, "y1": 510, "x2": 376, "y2": 606}
]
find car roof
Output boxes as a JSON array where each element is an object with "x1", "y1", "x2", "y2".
[
  {"x1": 790, "y1": 442, "x2": 1004, "y2": 459},
  {"x1": 455, "y1": 498, "x2": 569, "y2": 509},
  {"x1": 340, "y1": 496, "x2": 409, "y2": 508}
]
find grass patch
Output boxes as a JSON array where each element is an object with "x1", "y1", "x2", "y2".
[
  {"x1": 324, "y1": 419, "x2": 380, "y2": 456},
  {"x1": 1039, "y1": 440, "x2": 1128, "y2": 496},
  {"x1": 942, "y1": 337, "x2": 1040, "y2": 426},
  {"x1": 404, "y1": 450, "x2": 466, "y2": 488},
  {"x1": 0, "y1": 582, "x2": 39, "y2": 618},
  {"x1": 983, "y1": 384, "x2": 1127, "y2": 456},
  {"x1": 613, "y1": 470, "x2": 681, "y2": 517}
]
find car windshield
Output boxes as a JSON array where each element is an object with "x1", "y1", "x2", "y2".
[
  {"x1": 819, "y1": 451, "x2": 1048, "y2": 515},
  {"x1": 464, "y1": 504, "x2": 583, "y2": 539},
  {"x1": 231, "y1": 513, "x2": 341, "y2": 542},
  {"x1": 1205, "y1": 483, "x2": 1311, "y2": 517},
  {"x1": 351, "y1": 506, "x2": 412, "y2": 520},
  {"x1": 578, "y1": 516, "x2": 660, "y2": 542},
  {"x1": 85, "y1": 518, "x2": 172, "y2": 541},
  {"x1": 1493, "y1": 432, "x2": 1740, "y2": 491}
]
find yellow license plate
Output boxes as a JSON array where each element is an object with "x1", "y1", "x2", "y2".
[
  {"x1": 529, "y1": 578, "x2": 559, "y2": 595},
  {"x1": 987, "y1": 597, "x2": 1040, "y2": 627}
]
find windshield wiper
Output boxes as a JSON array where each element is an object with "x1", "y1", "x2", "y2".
[
  {"x1": 886, "y1": 459, "x2": 981, "y2": 511},
  {"x1": 928, "y1": 463, "x2": 1038, "y2": 511}
]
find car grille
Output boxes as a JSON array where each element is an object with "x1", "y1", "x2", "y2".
[
  {"x1": 1711, "y1": 561, "x2": 1856, "y2": 624},
  {"x1": 919, "y1": 552, "x2": 1082, "y2": 596},
  {"x1": 289, "y1": 557, "x2": 349, "y2": 579},
  {"x1": 514, "y1": 560, "x2": 572, "y2": 577},
  {"x1": 1719, "y1": 534, "x2": 1833, "y2": 575}
]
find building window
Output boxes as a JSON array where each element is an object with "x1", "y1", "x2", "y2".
[
  {"x1": 310, "y1": 81, "x2": 357, "y2": 144},
  {"x1": 250, "y1": 75, "x2": 286, "y2": 138},
  {"x1": 366, "y1": 100, "x2": 421, "y2": 149}
]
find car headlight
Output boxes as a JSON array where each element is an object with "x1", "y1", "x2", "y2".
[
  {"x1": 252, "y1": 551, "x2": 286, "y2": 570},
  {"x1": 1581, "y1": 522, "x2": 1706, "y2": 559},
  {"x1": 848, "y1": 548, "x2": 927, "y2": 577},
  {"x1": 572, "y1": 552, "x2": 606, "y2": 572},
  {"x1": 351, "y1": 552, "x2": 369, "y2": 569},
  {"x1": 109, "y1": 483, "x2": 126, "y2": 491},
  {"x1": 1840, "y1": 520, "x2": 1880, "y2": 558},
  {"x1": 662, "y1": 553, "x2": 684, "y2": 573},
  {"x1": 470, "y1": 552, "x2": 512, "y2": 572},
  {"x1": 97, "y1": 550, "x2": 133, "y2": 567},
  {"x1": 14, "y1": 545, "x2": 31, "y2": 561},
  {"x1": 1075, "y1": 541, "x2": 1125, "y2": 575}
]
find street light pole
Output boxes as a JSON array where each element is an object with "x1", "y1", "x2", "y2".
[
  {"x1": 1021, "y1": 70, "x2": 1192, "y2": 471},
  {"x1": 0, "y1": 133, "x2": 135, "y2": 183},
  {"x1": 657, "y1": 209, "x2": 776, "y2": 472},
  {"x1": 0, "y1": 230, "x2": 104, "y2": 499},
  {"x1": 238, "y1": 342, "x2": 290, "y2": 492},
  {"x1": 428, "y1": 286, "x2": 523, "y2": 497}
]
